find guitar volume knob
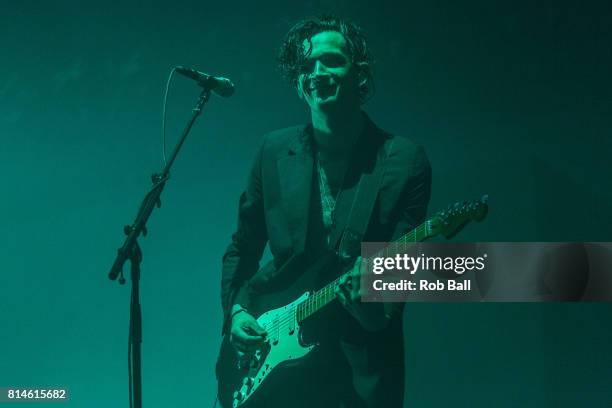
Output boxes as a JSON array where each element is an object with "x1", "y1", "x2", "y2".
[
  {"x1": 250, "y1": 357, "x2": 260, "y2": 368},
  {"x1": 233, "y1": 390, "x2": 245, "y2": 401}
]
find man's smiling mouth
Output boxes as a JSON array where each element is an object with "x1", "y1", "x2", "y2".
[{"x1": 309, "y1": 84, "x2": 337, "y2": 95}]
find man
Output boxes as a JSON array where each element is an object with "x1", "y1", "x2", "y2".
[{"x1": 219, "y1": 15, "x2": 432, "y2": 407}]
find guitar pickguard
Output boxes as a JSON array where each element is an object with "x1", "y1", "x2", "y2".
[{"x1": 231, "y1": 292, "x2": 317, "y2": 407}]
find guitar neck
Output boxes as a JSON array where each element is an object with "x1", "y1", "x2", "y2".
[{"x1": 295, "y1": 220, "x2": 432, "y2": 323}]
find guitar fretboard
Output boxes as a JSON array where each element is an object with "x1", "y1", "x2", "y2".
[{"x1": 295, "y1": 220, "x2": 432, "y2": 323}]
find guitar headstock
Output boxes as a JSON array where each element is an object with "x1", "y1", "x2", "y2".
[{"x1": 428, "y1": 195, "x2": 489, "y2": 239}]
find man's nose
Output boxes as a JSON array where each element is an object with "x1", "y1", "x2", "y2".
[{"x1": 312, "y1": 60, "x2": 328, "y2": 76}]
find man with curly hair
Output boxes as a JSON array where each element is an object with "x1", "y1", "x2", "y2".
[{"x1": 219, "y1": 15, "x2": 431, "y2": 407}]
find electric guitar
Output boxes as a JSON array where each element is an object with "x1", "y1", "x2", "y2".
[{"x1": 216, "y1": 196, "x2": 489, "y2": 407}]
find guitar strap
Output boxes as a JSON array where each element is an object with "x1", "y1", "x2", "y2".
[{"x1": 332, "y1": 137, "x2": 395, "y2": 261}]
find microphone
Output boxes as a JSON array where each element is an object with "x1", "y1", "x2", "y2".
[{"x1": 175, "y1": 66, "x2": 235, "y2": 97}]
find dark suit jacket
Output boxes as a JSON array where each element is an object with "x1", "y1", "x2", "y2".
[{"x1": 220, "y1": 112, "x2": 432, "y2": 406}]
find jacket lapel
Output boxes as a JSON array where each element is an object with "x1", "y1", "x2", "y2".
[
  {"x1": 327, "y1": 164, "x2": 361, "y2": 250},
  {"x1": 277, "y1": 126, "x2": 313, "y2": 255}
]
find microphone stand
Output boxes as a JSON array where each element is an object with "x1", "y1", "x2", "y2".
[{"x1": 108, "y1": 88, "x2": 211, "y2": 408}]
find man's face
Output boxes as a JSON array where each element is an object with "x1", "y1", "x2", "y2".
[{"x1": 297, "y1": 31, "x2": 362, "y2": 113}]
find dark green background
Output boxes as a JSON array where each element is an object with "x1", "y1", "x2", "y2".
[{"x1": 1, "y1": 1, "x2": 610, "y2": 406}]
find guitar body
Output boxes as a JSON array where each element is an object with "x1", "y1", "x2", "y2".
[
  {"x1": 215, "y1": 196, "x2": 489, "y2": 407},
  {"x1": 216, "y1": 253, "x2": 339, "y2": 407}
]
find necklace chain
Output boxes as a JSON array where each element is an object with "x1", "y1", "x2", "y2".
[{"x1": 316, "y1": 152, "x2": 349, "y2": 232}]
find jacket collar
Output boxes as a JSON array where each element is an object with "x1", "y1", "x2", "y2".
[
  {"x1": 286, "y1": 111, "x2": 391, "y2": 157},
  {"x1": 278, "y1": 111, "x2": 391, "y2": 254}
]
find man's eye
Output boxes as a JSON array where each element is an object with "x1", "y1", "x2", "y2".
[
  {"x1": 320, "y1": 55, "x2": 345, "y2": 68},
  {"x1": 299, "y1": 55, "x2": 346, "y2": 74}
]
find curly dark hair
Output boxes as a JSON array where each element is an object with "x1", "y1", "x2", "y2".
[{"x1": 277, "y1": 15, "x2": 375, "y2": 103}]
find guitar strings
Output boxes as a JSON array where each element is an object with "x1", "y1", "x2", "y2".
[
  {"x1": 258, "y1": 223, "x2": 427, "y2": 336},
  {"x1": 261, "y1": 274, "x2": 344, "y2": 335},
  {"x1": 262, "y1": 277, "x2": 343, "y2": 335}
]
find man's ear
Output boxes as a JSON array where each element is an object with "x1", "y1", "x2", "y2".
[
  {"x1": 296, "y1": 76, "x2": 305, "y2": 100},
  {"x1": 355, "y1": 62, "x2": 370, "y2": 88}
]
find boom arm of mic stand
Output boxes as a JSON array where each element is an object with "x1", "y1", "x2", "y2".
[{"x1": 108, "y1": 89, "x2": 211, "y2": 281}]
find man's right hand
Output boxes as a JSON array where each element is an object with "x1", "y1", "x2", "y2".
[{"x1": 229, "y1": 310, "x2": 267, "y2": 356}]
